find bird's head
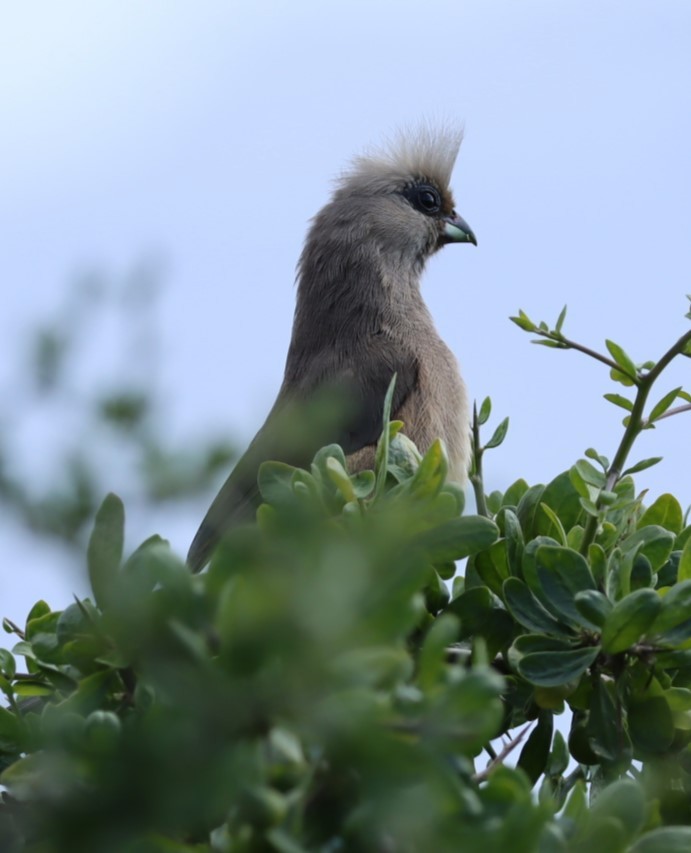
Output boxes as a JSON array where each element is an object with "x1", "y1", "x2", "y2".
[{"x1": 325, "y1": 126, "x2": 476, "y2": 268}]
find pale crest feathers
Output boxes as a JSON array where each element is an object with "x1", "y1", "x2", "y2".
[{"x1": 338, "y1": 126, "x2": 464, "y2": 194}]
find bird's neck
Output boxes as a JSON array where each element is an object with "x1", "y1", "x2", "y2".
[{"x1": 291, "y1": 240, "x2": 428, "y2": 352}]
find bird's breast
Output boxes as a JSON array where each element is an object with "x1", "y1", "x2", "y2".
[{"x1": 395, "y1": 336, "x2": 469, "y2": 484}]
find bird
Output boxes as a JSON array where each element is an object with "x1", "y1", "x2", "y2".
[{"x1": 187, "y1": 126, "x2": 476, "y2": 572}]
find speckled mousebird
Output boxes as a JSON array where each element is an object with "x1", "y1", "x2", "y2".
[{"x1": 187, "y1": 127, "x2": 477, "y2": 572}]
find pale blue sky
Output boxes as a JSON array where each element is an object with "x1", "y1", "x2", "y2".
[{"x1": 1, "y1": 1, "x2": 690, "y2": 617}]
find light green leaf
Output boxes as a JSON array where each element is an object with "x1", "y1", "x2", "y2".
[
  {"x1": 605, "y1": 339, "x2": 638, "y2": 381},
  {"x1": 629, "y1": 827, "x2": 691, "y2": 853},
  {"x1": 622, "y1": 456, "x2": 663, "y2": 476},
  {"x1": 603, "y1": 393, "x2": 634, "y2": 411},
  {"x1": 87, "y1": 493, "x2": 124, "y2": 612},
  {"x1": 415, "y1": 515, "x2": 499, "y2": 563},
  {"x1": 639, "y1": 493, "x2": 683, "y2": 534},
  {"x1": 678, "y1": 536, "x2": 691, "y2": 582},
  {"x1": 648, "y1": 387, "x2": 682, "y2": 422}
]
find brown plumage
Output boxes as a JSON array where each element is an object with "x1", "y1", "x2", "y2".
[{"x1": 187, "y1": 127, "x2": 476, "y2": 572}]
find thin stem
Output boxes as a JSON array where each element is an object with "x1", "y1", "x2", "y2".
[
  {"x1": 654, "y1": 402, "x2": 691, "y2": 423},
  {"x1": 470, "y1": 404, "x2": 490, "y2": 518}
]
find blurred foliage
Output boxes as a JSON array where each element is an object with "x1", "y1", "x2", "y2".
[
  {"x1": 0, "y1": 262, "x2": 235, "y2": 546},
  {"x1": 1, "y1": 302, "x2": 691, "y2": 851}
]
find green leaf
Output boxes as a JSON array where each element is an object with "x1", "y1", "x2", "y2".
[
  {"x1": 574, "y1": 589, "x2": 612, "y2": 628},
  {"x1": 473, "y1": 540, "x2": 510, "y2": 596},
  {"x1": 546, "y1": 730, "x2": 569, "y2": 778},
  {"x1": 649, "y1": 580, "x2": 691, "y2": 645},
  {"x1": 484, "y1": 416, "x2": 509, "y2": 450},
  {"x1": 555, "y1": 304, "x2": 567, "y2": 333},
  {"x1": 517, "y1": 710, "x2": 553, "y2": 786},
  {"x1": 678, "y1": 536, "x2": 691, "y2": 582},
  {"x1": 374, "y1": 373, "x2": 398, "y2": 497},
  {"x1": 535, "y1": 545, "x2": 598, "y2": 626},
  {"x1": 532, "y1": 339, "x2": 565, "y2": 348},
  {"x1": 648, "y1": 387, "x2": 682, "y2": 422},
  {"x1": 503, "y1": 578, "x2": 573, "y2": 638},
  {"x1": 502, "y1": 478, "x2": 529, "y2": 508},
  {"x1": 605, "y1": 339, "x2": 638, "y2": 381},
  {"x1": 477, "y1": 396, "x2": 492, "y2": 425},
  {"x1": 510, "y1": 310, "x2": 536, "y2": 332},
  {"x1": 516, "y1": 484, "x2": 546, "y2": 540},
  {"x1": 408, "y1": 438, "x2": 448, "y2": 499},
  {"x1": 629, "y1": 828, "x2": 691, "y2": 853},
  {"x1": 324, "y1": 457, "x2": 357, "y2": 502},
  {"x1": 539, "y1": 503, "x2": 568, "y2": 546},
  {"x1": 628, "y1": 695, "x2": 675, "y2": 754},
  {"x1": 414, "y1": 515, "x2": 499, "y2": 563},
  {"x1": 622, "y1": 525, "x2": 675, "y2": 572},
  {"x1": 446, "y1": 588, "x2": 514, "y2": 654},
  {"x1": 639, "y1": 493, "x2": 684, "y2": 534},
  {"x1": 588, "y1": 778, "x2": 646, "y2": 842},
  {"x1": 587, "y1": 676, "x2": 632, "y2": 767},
  {"x1": 622, "y1": 456, "x2": 663, "y2": 477},
  {"x1": 87, "y1": 493, "x2": 125, "y2": 612},
  {"x1": 258, "y1": 461, "x2": 299, "y2": 506},
  {"x1": 517, "y1": 645, "x2": 600, "y2": 688},
  {"x1": 600, "y1": 588, "x2": 661, "y2": 654},
  {"x1": 603, "y1": 393, "x2": 634, "y2": 412},
  {"x1": 535, "y1": 471, "x2": 583, "y2": 539},
  {"x1": 585, "y1": 447, "x2": 609, "y2": 470},
  {"x1": 573, "y1": 459, "x2": 606, "y2": 488},
  {"x1": 418, "y1": 614, "x2": 460, "y2": 690}
]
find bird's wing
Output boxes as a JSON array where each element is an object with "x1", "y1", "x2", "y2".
[{"x1": 186, "y1": 342, "x2": 417, "y2": 572}]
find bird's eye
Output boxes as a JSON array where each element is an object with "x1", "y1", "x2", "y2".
[{"x1": 404, "y1": 184, "x2": 442, "y2": 215}]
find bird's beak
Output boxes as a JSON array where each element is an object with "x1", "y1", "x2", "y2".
[{"x1": 442, "y1": 212, "x2": 477, "y2": 246}]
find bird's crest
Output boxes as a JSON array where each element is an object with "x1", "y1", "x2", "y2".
[{"x1": 339, "y1": 124, "x2": 464, "y2": 193}]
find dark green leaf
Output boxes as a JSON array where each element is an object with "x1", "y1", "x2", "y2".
[
  {"x1": 517, "y1": 710, "x2": 553, "y2": 786},
  {"x1": 485, "y1": 416, "x2": 509, "y2": 450},
  {"x1": 600, "y1": 589, "x2": 661, "y2": 653},
  {"x1": 628, "y1": 696, "x2": 675, "y2": 755},
  {"x1": 622, "y1": 456, "x2": 663, "y2": 477},
  {"x1": 473, "y1": 540, "x2": 510, "y2": 596},
  {"x1": 649, "y1": 580, "x2": 691, "y2": 645},
  {"x1": 517, "y1": 645, "x2": 600, "y2": 687},
  {"x1": 574, "y1": 589, "x2": 612, "y2": 628},
  {"x1": 502, "y1": 478, "x2": 530, "y2": 508},
  {"x1": 587, "y1": 676, "x2": 632, "y2": 767},
  {"x1": 503, "y1": 578, "x2": 573, "y2": 638},
  {"x1": 535, "y1": 471, "x2": 583, "y2": 539},
  {"x1": 536, "y1": 545, "x2": 597, "y2": 626},
  {"x1": 622, "y1": 525, "x2": 675, "y2": 572},
  {"x1": 478, "y1": 396, "x2": 492, "y2": 425}
]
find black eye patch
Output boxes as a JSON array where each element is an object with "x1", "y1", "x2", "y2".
[{"x1": 403, "y1": 183, "x2": 442, "y2": 216}]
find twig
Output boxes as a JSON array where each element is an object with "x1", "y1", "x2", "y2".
[{"x1": 473, "y1": 723, "x2": 532, "y2": 783}]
